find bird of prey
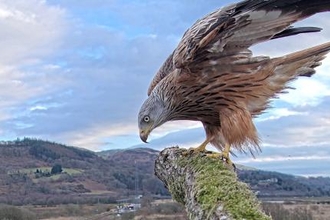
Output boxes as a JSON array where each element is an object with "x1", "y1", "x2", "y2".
[{"x1": 138, "y1": 0, "x2": 330, "y2": 165}]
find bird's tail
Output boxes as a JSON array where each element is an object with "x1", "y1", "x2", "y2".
[
  {"x1": 248, "y1": 42, "x2": 330, "y2": 116},
  {"x1": 270, "y1": 42, "x2": 330, "y2": 85}
]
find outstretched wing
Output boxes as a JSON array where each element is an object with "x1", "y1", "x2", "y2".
[
  {"x1": 173, "y1": 0, "x2": 329, "y2": 70},
  {"x1": 147, "y1": 0, "x2": 330, "y2": 95}
]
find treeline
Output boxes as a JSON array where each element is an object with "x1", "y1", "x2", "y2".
[{"x1": 0, "y1": 137, "x2": 62, "y2": 146}]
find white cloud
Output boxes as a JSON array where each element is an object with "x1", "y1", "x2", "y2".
[
  {"x1": 0, "y1": 0, "x2": 67, "y2": 64},
  {"x1": 279, "y1": 77, "x2": 330, "y2": 107},
  {"x1": 56, "y1": 123, "x2": 138, "y2": 151},
  {"x1": 0, "y1": 0, "x2": 69, "y2": 124},
  {"x1": 150, "y1": 121, "x2": 202, "y2": 139},
  {"x1": 29, "y1": 105, "x2": 47, "y2": 111},
  {"x1": 257, "y1": 108, "x2": 308, "y2": 122}
]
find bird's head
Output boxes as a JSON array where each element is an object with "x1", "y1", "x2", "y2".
[{"x1": 138, "y1": 95, "x2": 168, "y2": 143}]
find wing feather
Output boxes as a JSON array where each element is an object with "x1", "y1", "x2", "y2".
[
  {"x1": 174, "y1": 0, "x2": 330, "y2": 70},
  {"x1": 147, "y1": 0, "x2": 330, "y2": 95}
]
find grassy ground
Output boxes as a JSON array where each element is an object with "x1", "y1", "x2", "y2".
[
  {"x1": 25, "y1": 204, "x2": 114, "y2": 219},
  {"x1": 14, "y1": 167, "x2": 83, "y2": 182},
  {"x1": 283, "y1": 203, "x2": 330, "y2": 220},
  {"x1": 1, "y1": 198, "x2": 330, "y2": 220},
  {"x1": 36, "y1": 203, "x2": 330, "y2": 220},
  {"x1": 18, "y1": 167, "x2": 82, "y2": 175},
  {"x1": 41, "y1": 218, "x2": 81, "y2": 220}
]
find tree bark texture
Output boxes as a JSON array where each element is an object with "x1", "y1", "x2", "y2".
[{"x1": 154, "y1": 147, "x2": 271, "y2": 220}]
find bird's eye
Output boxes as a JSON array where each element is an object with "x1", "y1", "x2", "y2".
[{"x1": 143, "y1": 116, "x2": 150, "y2": 123}]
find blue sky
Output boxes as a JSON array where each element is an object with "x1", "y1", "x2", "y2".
[{"x1": 1, "y1": 0, "x2": 330, "y2": 176}]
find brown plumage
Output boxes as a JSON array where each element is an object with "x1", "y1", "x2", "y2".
[{"x1": 138, "y1": 0, "x2": 330, "y2": 160}]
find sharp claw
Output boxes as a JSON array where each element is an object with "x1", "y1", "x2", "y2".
[{"x1": 182, "y1": 139, "x2": 210, "y2": 156}]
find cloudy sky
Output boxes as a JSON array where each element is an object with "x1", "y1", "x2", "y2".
[{"x1": 1, "y1": 0, "x2": 330, "y2": 176}]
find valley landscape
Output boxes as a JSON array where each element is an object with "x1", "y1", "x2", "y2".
[{"x1": 0, "y1": 138, "x2": 330, "y2": 219}]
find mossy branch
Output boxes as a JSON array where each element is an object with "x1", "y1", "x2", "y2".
[{"x1": 154, "y1": 147, "x2": 271, "y2": 220}]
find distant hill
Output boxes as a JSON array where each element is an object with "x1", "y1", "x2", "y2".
[
  {"x1": 0, "y1": 138, "x2": 330, "y2": 206},
  {"x1": 0, "y1": 138, "x2": 167, "y2": 206},
  {"x1": 237, "y1": 170, "x2": 330, "y2": 197},
  {"x1": 97, "y1": 147, "x2": 159, "y2": 159}
]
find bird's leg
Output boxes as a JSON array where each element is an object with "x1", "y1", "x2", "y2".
[
  {"x1": 183, "y1": 138, "x2": 211, "y2": 155},
  {"x1": 221, "y1": 143, "x2": 231, "y2": 163},
  {"x1": 192, "y1": 138, "x2": 210, "y2": 152},
  {"x1": 183, "y1": 140, "x2": 235, "y2": 169},
  {"x1": 205, "y1": 144, "x2": 235, "y2": 169}
]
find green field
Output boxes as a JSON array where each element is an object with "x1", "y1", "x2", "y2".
[
  {"x1": 8, "y1": 167, "x2": 83, "y2": 182},
  {"x1": 17, "y1": 167, "x2": 83, "y2": 175}
]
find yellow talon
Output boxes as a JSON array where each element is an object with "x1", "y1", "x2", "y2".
[
  {"x1": 206, "y1": 151, "x2": 233, "y2": 165},
  {"x1": 183, "y1": 139, "x2": 210, "y2": 155},
  {"x1": 183, "y1": 142, "x2": 235, "y2": 169},
  {"x1": 202, "y1": 144, "x2": 235, "y2": 169},
  {"x1": 222, "y1": 143, "x2": 231, "y2": 162}
]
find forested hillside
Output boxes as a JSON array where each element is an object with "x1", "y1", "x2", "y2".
[
  {"x1": 0, "y1": 138, "x2": 329, "y2": 206},
  {"x1": 0, "y1": 138, "x2": 167, "y2": 205}
]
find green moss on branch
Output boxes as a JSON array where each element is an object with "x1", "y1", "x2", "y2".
[{"x1": 155, "y1": 147, "x2": 271, "y2": 220}]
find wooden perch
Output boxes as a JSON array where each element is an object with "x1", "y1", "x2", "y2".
[{"x1": 154, "y1": 147, "x2": 271, "y2": 220}]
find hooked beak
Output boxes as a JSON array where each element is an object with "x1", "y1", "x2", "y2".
[{"x1": 139, "y1": 129, "x2": 150, "y2": 143}]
